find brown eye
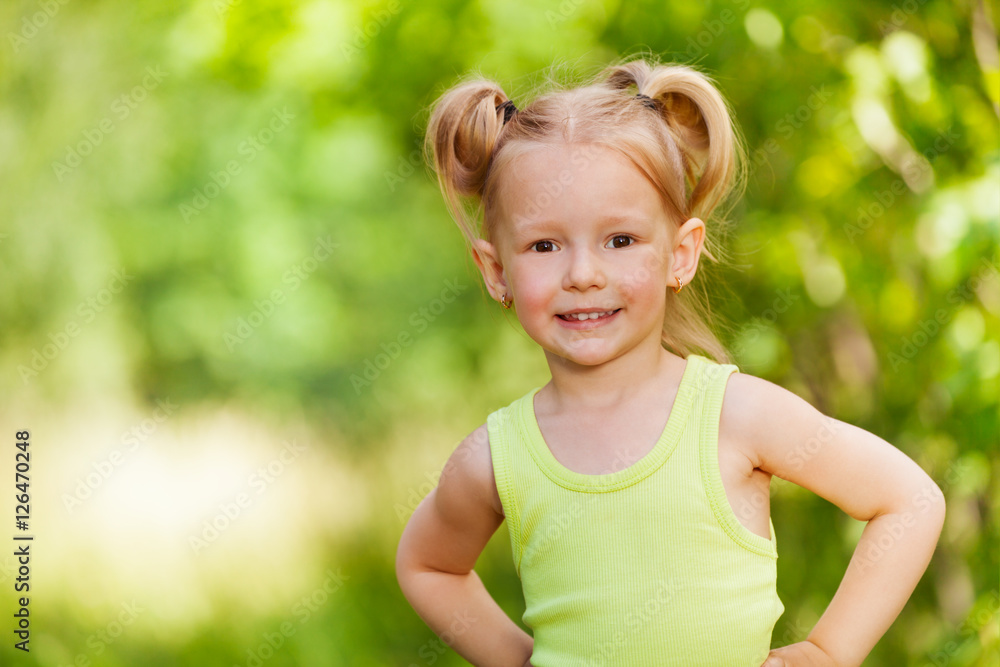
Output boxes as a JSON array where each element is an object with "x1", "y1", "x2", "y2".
[
  {"x1": 608, "y1": 235, "x2": 633, "y2": 249},
  {"x1": 533, "y1": 241, "x2": 555, "y2": 252}
]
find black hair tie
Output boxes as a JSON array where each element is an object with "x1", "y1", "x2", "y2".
[
  {"x1": 496, "y1": 100, "x2": 518, "y2": 125},
  {"x1": 635, "y1": 93, "x2": 658, "y2": 111}
]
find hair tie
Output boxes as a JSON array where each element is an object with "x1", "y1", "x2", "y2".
[
  {"x1": 496, "y1": 100, "x2": 518, "y2": 125},
  {"x1": 635, "y1": 93, "x2": 658, "y2": 111}
]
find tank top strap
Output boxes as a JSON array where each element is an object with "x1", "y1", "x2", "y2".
[
  {"x1": 692, "y1": 355, "x2": 779, "y2": 558},
  {"x1": 486, "y1": 400, "x2": 526, "y2": 569}
]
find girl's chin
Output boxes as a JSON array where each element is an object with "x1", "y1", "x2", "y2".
[{"x1": 542, "y1": 344, "x2": 623, "y2": 367}]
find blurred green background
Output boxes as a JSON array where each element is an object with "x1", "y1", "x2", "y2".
[{"x1": 0, "y1": 0, "x2": 997, "y2": 665}]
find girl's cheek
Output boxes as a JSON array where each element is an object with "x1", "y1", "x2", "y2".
[{"x1": 617, "y1": 258, "x2": 658, "y2": 301}]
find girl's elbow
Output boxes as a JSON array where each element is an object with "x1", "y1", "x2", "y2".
[
  {"x1": 912, "y1": 475, "x2": 946, "y2": 531},
  {"x1": 396, "y1": 523, "x2": 420, "y2": 585},
  {"x1": 930, "y1": 483, "x2": 946, "y2": 526},
  {"x1": 396, "y1": 540, "x2": 426, "y2": 605}
]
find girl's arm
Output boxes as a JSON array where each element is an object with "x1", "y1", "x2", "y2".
[
  {"x1": 396, "y1": 424, "x2": 534, "y2": 667},
  {"x1": 724, "y1": 373, "x2": 947, "y2": 667}
]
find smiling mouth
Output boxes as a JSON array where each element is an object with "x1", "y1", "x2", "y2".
[{"x1": 557, "y1": 309, "x2": 621, "y2": 321}]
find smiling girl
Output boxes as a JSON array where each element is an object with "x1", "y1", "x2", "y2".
[{"x1": 395, "y1": 57, "x2": 945, "y2": 666}]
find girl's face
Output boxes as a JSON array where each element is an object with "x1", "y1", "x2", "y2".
[{"x1": 475, "y1": 143, "x2": 699, "y2": 369}]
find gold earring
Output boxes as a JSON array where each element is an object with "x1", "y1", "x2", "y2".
[
  {"x1": 501, "y1": 293, "x2": 512, "y2": 309},
  {"x1": 672, "y1": 276, "x2": 684, "y2": 294}
]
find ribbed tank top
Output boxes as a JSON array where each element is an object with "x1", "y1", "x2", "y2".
[{"x1": 486, "y1": 353, "x2": 784, "y2": 666}]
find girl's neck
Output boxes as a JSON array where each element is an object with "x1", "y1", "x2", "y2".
[{"x1": 540, "y1": 344, "x2": 686, "y2": 415}]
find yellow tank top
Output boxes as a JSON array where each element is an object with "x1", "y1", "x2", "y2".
[{"x1": 486, "y1": 354, "x2": 784, "y2": 666}]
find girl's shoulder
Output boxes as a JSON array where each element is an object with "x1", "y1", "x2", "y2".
[
  {"x1": 439, "y1": 423, "x2": 504, "y2": 519},
  {"x1": 719, "y1": 369, "x2": 827, "y2": 470}
]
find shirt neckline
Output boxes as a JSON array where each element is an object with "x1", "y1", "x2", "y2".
[{"x1": 517, "y1": 355, "x2": 704, "y2": 492}]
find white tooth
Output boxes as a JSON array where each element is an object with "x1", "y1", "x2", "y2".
[{"x1": 566, "y1": 311, "x2": 616, "y2": 320}]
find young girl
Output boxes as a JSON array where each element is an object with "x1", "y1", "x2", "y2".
[{"x1": 395, "y1": 57, "x2": 946, "y2": 667}]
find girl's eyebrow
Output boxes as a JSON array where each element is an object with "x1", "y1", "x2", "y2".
[
  {"x1": 513, "y1": 214, "x2": 649, "y2": 236},
  {"x1": 598, "y1": 214, "x2": 649, "y2": 226},
  {"x1": 511, "y1": 220, "x2": 554, "y2": 238}
]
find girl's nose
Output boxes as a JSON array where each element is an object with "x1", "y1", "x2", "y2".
[{"x1": 563, "y1": 246, "x2": 606, "y2": 291}]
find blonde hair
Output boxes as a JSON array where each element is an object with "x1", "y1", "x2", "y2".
[{"x1": 423, "y1": 56, "x2": 747, "y2": 364}]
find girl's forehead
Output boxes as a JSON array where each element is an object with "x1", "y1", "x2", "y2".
[
  {"x1": 498, "y1": 143, "x2": 662, "y2": 214},
  {"x1": 508, "y1": 142, "x2": 619, "y2": 171}
]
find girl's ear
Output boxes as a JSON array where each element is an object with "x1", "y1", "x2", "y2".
[
  {"x1": 472, "y1": 239, "x2": 508, "y2": 303},
  {"x1": 672, "y1": 217, "x2": 706, "y2": 285}
]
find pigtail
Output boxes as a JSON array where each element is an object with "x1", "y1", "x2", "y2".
[
  {"x1": 424, "y1": 79, "x2": 515, "y2": 247},
  {"x1": 603, "y1": 60, "x2": 746, "y2": 225}
]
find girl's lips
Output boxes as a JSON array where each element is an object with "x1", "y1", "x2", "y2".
[{"x1": 556, "y1": 309, "x2": 621, "y2": 329}]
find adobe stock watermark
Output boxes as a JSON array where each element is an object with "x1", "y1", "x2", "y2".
[
  {"x1": 772, "y1": 615, "x2": 813, "y2": 647},
  {"x1": 877, "y1": 0, "x2": 931, "y2": 35},
  {"x1": 341, "y1": 0, "x2": 401, "y2": 61},
  {"x1": 395, "y1": 467, "x2": 445, "y2": 523},
  {"x1": 853, "y1": 455, "x2": 971, "y2": 576},
  {"x1": 18, "y1": 268, "x2": 134, "y2": 384},
  {"x1": 888, "y1": 254, "x2": 999, "y2": 370},
  {"x1": 782, "y1": 415, "x2": 843, "y2": 471},
  {"x1": 748, "y1": 84, "x2": 834, "y2": 178},
  {"x1": 233, "y1": 568, "x2": 349, "y2": 667},
  {"x1": 179, "y1": 106, "x2": 296, "y2": 223},
  {"x1": 8, "y1": 0, "x2": 71, "y2": 53},
  {"x1": 406, "y1": 609, "x2": 477, "y2": 667},
  {"x1": 512, "y1": 143, "x2": 607, "y2": 225},
  {"x1": 188, "y1": 440, "x2": 308, "y2": 554},
  {"x1": 394, "y1": 424, "x2": 489, "y2": 523},
  {"x1": 52, "y1": 66, "x2": 168, "y2": 182},
  {"x1": 844, "y1": 125, "x2": 960, "y2": 243},
  {"x1": 351, "y1": 278, "x2": 468, "y2": 394},
  {"x1": 56, "y1": 601, "x2": 144, "y2": 667},
  {"x1": 585, "y1": 578, "x2": 678, "y2": 667},
  {"x1": 731, "y1": 485, "x2": 775, "y2": 536},
  {"x1": 677, "y1": 0, "x2": 750, "y2": 60},
  {"x1": 62, "y1": 399, "x2": 178, "y2": 513},
  {"x1": 925, "y1": 589, "x2": 1000, "y2": 667},
  {"x1": 223, "y1": 235, "x2": 338, "y2": 351},
  {"x1": 731, "y1": 287, "x2": 800, "y2": 360},
  {"x1": 851, "y1": 478, "x2": 945, "y2": 576},
  {"x1": 385, "y1": 138, "x2": 423, "y2": 192},
  {"x1": 521, "y1": 496, "x2": 600, "y2": 570},
  {"x1": 214, "y1": 0, "x2": 243, "y2": 19},
  {"x1": 544, "y1": 0, "x2": 587, "y2": 28}
]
